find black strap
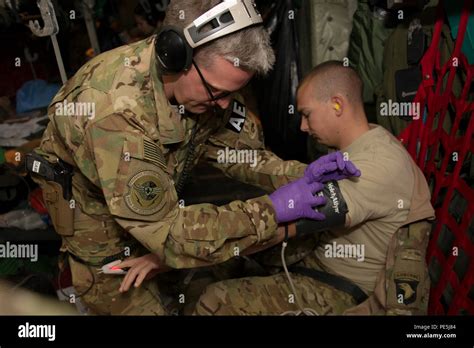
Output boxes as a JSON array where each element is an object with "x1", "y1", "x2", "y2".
[
  {"x1": 67, "y1": 242, "x2": 139, "y2": 268},
  {"x1": 175, "y1": 117, "x2": 200, "y2": 197},
  {"x1": 284, "y1": 224, "x2": 289, "y2": 242},
  {"x1": 68, "y1": 251, "x2": 103, "y2": 268},
  {"x1": 289, "y1": 266, "x2": 368, "y2": 304}
]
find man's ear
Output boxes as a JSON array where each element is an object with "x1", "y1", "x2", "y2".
[{"x1": 331, "y1": 95, "x2": 344, "y2": 116}]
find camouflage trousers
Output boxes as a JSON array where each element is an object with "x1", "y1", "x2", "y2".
[
  {"x1": 68, "y1": 256, "x2": 167, "y2": 315},
  {"x1": 68, "y1": 256, "x2": 248, "y2": 315},
  {"x1": 193, "y1": 272, "x2": 358, "y2": 315}
]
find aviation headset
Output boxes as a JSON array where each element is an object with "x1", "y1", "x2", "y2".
[{"x1": 155, "y1": 0, "x2": 263, "y2": 74}]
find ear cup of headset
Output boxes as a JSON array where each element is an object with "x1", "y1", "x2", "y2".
[{"x1": 155, "y1": 26, "x2": 193, "y2": 73}]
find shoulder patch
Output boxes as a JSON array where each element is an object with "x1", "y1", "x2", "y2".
[
  {"x1": 143, "y1": 139, "x2": 167, "y2": 169},
  {"x1": 225, "y1": 100, "x2": 246, "y2": 133},
  {"x1": 125, "y1": 170, "x2": 165, "y2": 215},
  {"x1": 394, "y1": 271, "x2": 420, "y2": 305}
]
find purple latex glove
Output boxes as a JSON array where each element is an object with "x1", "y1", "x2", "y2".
[
  {"x1": 269, "y1": 177, "x2": 327, "y2": 223},
  {"x1": 305, "y1": 151, "x2": 361, "y2": 183}
]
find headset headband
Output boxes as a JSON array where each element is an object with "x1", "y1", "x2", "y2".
[{"x1": 183, "y1": 0, "x2": 263, "y2": 49}]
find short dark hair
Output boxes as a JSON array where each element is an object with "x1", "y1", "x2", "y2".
[{"x1": 299, "y1": 60, "x2": 364, "y2": 105}]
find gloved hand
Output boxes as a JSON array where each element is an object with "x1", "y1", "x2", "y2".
[
  {"x1": 269, "y1": 177, "x2": 327, "y2": 223},
  {"x1": 294, "y1": 180, "x2": 348, "y2": 236},
  {"x1": 305, "y1": 151, "x2": 361, "y2": 183}
]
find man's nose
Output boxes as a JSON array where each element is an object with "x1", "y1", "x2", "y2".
[
  {"x1": 300, "y1": 118, "x2": 309, "y2": 133},
  {"x1": 215, "y1": 97, "x2": 232, "y2": 110}
]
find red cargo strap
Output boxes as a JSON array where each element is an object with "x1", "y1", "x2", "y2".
[{"x1": 398, "y1": 0, "x2": 474, "y2": 315}]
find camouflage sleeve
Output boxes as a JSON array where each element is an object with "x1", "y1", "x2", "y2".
[
  {"x1": 87, "y1": 118, "x2": 279, "y2": 269},
  {"x1": 113, "y1": 197, "x2": 278, "y2": 269},
  {"x1": 203, "y1": 98, "x2": 307, "y2": 192}
]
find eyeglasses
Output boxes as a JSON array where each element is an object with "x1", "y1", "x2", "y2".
[{"x1": 192, "y1": 59, "x2": 232, "y2": 103}]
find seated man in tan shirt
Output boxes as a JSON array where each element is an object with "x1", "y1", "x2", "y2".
[{"x1": 191, "y1": 60, "x2": 435, "y2": 315}]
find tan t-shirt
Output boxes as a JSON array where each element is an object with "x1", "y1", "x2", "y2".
[{"x1": 308, "y1": 124, "x2": 430, "y2": 294}]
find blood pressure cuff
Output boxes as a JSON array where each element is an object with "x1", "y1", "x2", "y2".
[{"x1": 295, "y1": 180, "x2": 348, "y2": 235}]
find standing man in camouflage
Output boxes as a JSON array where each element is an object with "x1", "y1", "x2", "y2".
[{"x1": 29, "y1": 0, "x2": 359, "y2": 315}]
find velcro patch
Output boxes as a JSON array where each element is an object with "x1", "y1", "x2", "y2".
[
  {"x1": 125, "y1": 170, "x2": 165, "y2": 216},
  {"x1": 225, "y1": 100, "x2": 246, "y2": 133},
  {"x1": 394, "y1": 272, "x2": 420, "y2": 305},
  {"x1": 143, "y1": 139, "x2": 167, "y2": 169}
]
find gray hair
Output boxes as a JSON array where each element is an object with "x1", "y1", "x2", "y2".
[{"x1": 163, "y1": 0, "x2": 275, "y2": 75}]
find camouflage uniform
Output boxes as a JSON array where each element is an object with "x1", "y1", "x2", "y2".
[
  {"x1": 193, "y1": 272, "x2": 357, "y2": 315},
  {"x1": 34, "y1": 36, "x2": 307, "y2": 315},
  {"x1": 193, "y1": 235, "x2": 359, "y2": 315}
]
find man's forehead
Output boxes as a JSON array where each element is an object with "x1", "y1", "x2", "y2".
[
  {"x1": 202, "y1": 56, "x2": 253, "y2": 91},
  {"x1": 297, "y1": 80, "x2": 314, "y2": 101},
  {"x1": 300, "y1": 75, "x2": 319, "y2": 92}
]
